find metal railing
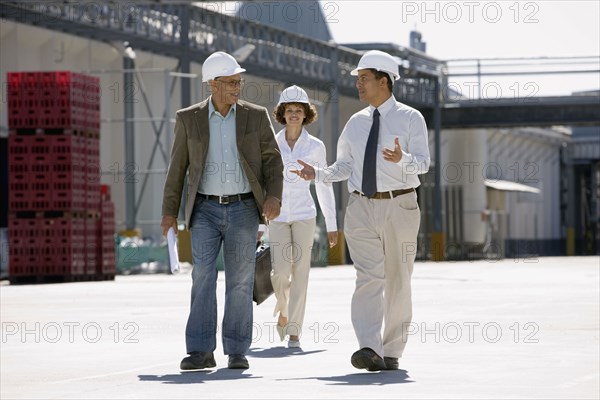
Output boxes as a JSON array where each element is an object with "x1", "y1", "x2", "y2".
[
  {"x1": 444, "y1": 56, "x2": 600, "y2": 101},
  {"x1": 1, "y1": 1, "x2": 443, "y2": 105}
]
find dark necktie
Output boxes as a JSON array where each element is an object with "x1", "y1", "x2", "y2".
[{"x1": 361, "y1": 108, "x2": 380, "y2": 197}]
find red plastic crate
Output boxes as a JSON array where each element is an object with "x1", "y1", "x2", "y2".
[
  {"x1": 9, "y1": 136, "x2": 88, "y2": 212},
  {"x1": 53, "y1": 171, "x2": 86, "y2": 191},
  {"x1": 47, "y1": 215, "x2": 85, "y2": 236},
  {"x1": 8, "y1": 255, "x2": 39, "y2": 276},
  {"x1": 100, "y1": 185, "x2": 112, "y2": 201},
  {"x1": 8, "y1": 173, "x2": 29, "y2": 192},
  {"x1": 39, "y1": 107, "x2": 88, "y2": 130},
  {"x1": 7, "y1": 98, "x2": 38, "y2": 127},
  {"x1": 8, "y1": 154, "x2": 29, "y2": 174},
  {"x1": 99, "y1": 250, "x2": 115, "y2": 274},
  {"x1": 27, "y1": 153, "x2": 52, "y2": 175},
  {"x1": 9, "y1": 174, "x2": 51, "y2": 192},
  {"x1": 101, "y1": 201, "x2": 115, "y2": 225},
  {"x1": 37, "y1": 216, "x2": 86, "y2": 276},
  {"x1": 7, "y1": 72, "x2": 38, "y2": 89},
  {"x1": 39, "y1": 95, "x2": 77, "y2": 109},
  {"x1": 85, "y1": 213, "x2": 100, "y2": 230},
  {"x1": 38, "y1": 71, "x2": 83, "y2": 87},
  {"x1": 8, "y1": 115, "x2": 38, "y2": 129},
  {"x1": 52, "y1": 235, "x2": 86, "y2": 276},
  {"x1": 86, "y1": 184, "x2": 101, "y2": 209},
  {"x1": 46, "y1": 255, "x2": 85, "y2": 275},
  {"x1": 8, "y1": 135, "x2": 31, "y2": 154},
  {"x1": 52, "y1": 189, "x2": 86, "y2": 211},
  {"x1": 85, "y1": 136, "x2": 101, "y2": 208},
  {"x1": 98, "y1": 200, "x2": 116, "y2": 274},
  {"x1": 9, "y1": 191, "x2": 52, "y2": 211},
  {"x1": 7, "y1": 83, "x2": 41, "y2": 129},
  {"x1": 53, "y1": 151, "x2": 87, "y2": 173},
  {"x1": 7, "y1": 219, "x2": 86, "y2": 277},
  {"x1": 8, "y1": 217, "x2": 38, "y2": 239},
  {"x1": 97, "y1": 243, "x2": 116, "y2": 274},
  {"x1": 7, "y1": 85, "x2": 39, "y2": 100},
  {"x1": 85, "y1": 215, "x2": 99, "y2": 275},
  {"x1": 8, "y1": 70, "x2": 100, "y2": 129},
  {"x1": 38, "y1": 71, "x2": 99, "y2": 108},
  {"x1": 9, "y1": 237, "x2": 39, "y2": 258},
  {"x1": 52, "y1": 134, "x2": 86, "y2": 150},
  {"x1": 85, "y1": 109, "x2": 101, "y2": 131}
]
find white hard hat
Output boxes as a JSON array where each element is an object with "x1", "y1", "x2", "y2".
[
  {"x1": 350, "y1": 50, "x2": 400, "y2": 83},
  {"x1": 202, "y1": 51, "x2": 246, "y2": 82},
  {"x1": 277, "y1": 85, "x2": 310, "y2": 105}
]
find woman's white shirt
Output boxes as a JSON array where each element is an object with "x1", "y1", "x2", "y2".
[{"x1": 273, "y1": 127, "x2": 337, "y2": 232}]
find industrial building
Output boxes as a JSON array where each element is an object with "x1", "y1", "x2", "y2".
[{"x1": 1, "y1": 2, "x2": 598, "y2": 281}]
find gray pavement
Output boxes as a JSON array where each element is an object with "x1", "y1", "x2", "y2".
[{"x1": 1, "y1": 256, "x2": 599, "y2": 399}]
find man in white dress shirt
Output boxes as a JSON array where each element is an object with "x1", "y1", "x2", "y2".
[{"x1": 295, "y1": 50, "x2": 430, "y2": 371}]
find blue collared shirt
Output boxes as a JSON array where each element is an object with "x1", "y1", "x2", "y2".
[{"x1": 198, "y1": 98, "x2": 251, "y2": 195}]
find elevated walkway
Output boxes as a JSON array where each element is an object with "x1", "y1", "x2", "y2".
[
  {"x1": 3, "y1": 2, "x2": 597, "y2": 128},
  {"x1": 426, "y1": 95, "x2": 600, "y2": 128}
]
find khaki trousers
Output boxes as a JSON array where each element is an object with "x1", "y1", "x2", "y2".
[
  {"x1": 344, "y1": 191, "x2": 420, "y2": 359},
  {"x1": 269, "y1": 218, "x2": 317, "y2": 337}
]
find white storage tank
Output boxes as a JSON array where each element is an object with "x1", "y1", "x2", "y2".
[{"x1": 442, "y1": 128, "x2": 487, "y2": 244}]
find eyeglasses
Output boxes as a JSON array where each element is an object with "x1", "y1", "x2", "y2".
[
  {"x1": 356, "y1": 76, "x2": 376, "y2": 85},
  {"x1": 216, "y1": 78, "x2": 245, "y2": 88}
]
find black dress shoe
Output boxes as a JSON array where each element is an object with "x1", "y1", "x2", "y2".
[
  {"x1": 384, "y1": 356, "x2": 399, "y2": 370},
  {"x1": 180, "y1": 351, "x2": 216, "y2": 370},
  {"x1": 350, "y1": 348, "x2": 386, "y2": 371},
  {"x1": 228, "y1": 354, "x2": 249, "y2": 369}
]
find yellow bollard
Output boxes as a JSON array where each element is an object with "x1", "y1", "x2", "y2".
[
  {"x1": 566, "y1": 227, "x2": 575, "y2": 256},
  {"x1": 431, "y1": 232, "x2": 446, "y2": 261}
]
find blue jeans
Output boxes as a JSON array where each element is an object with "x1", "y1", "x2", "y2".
[{"x1": 186, "y1": 196, "x2": 259, "y2": 355}]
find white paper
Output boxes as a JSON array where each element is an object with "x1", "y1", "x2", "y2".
[{"x1": 167, "y1": 227, "x2": 180, "y2": 274}]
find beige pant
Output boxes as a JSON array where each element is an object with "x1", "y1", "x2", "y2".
[
  {"x1": 344, "y1": 191, "x2": 420, "y2": 359},
  {"x1": 269, "y1": 218, "x2": 317, "y2": 337}
]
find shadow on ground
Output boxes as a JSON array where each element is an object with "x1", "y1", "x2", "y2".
[
  {"x1": 138, "y1": 368, "x2": 261, "y2": 384},
  {"x1": 278, "y1": 369, "x2": 412, "y2": 386},
  {"x1": 248, "y1": 346, "x2": 325, "y2": 358}
]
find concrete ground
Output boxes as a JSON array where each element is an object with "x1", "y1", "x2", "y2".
[{"x1": 1, "y1": 256, "x2": 598, "y2": 399}]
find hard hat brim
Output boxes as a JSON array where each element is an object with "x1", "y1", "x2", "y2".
[
  {"x1": 350, "y1": 67, "x2": 399, "y2": 80},
  {"x1": 202, "y1": 67, "x2": 247, "y2": 82},
  {"x1": 220, "y1": 67, "x2": 246, "y2": 78}
]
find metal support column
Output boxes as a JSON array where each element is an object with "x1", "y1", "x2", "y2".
[
  {"x1": 178, "y1": 6, "x2": 191, "y2": 225},
  {"x1": 180, "y1": 6, "x2": 191, "y2": 108},
  {"x1": 123, "y1": 43, "x2": 137, "y2": 231},
  {"x1": 565, "y1": 156, "x2": 576, "y2": 255},
  {"x1": 328, "y1": 48, "x2": 344, "y2": 264},
  {"x1": 431, "y1": 78, "x2": 445, "y2": 260}
]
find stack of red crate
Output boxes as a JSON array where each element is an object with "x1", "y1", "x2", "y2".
[
  {"x1": 7, "y1": 71, "x2": 114, "y2": 283},
  {"x1": 98, "y1": 185, "x2": 116, "y2": 278}
]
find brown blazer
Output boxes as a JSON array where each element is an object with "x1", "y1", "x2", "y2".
[{"x1": 161, "y1": 98, "x2": 284, "y2": 227}]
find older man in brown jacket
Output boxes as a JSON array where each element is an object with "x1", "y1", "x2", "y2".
[{"x1": 161, "y1": 52, "x2": 283, "y2": 371}]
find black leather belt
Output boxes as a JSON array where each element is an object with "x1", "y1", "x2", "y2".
[
  {"x1": 353, "y1": 188, "x2": 414, "y2": 199},
  {"x1": 199, "y1": 192, "x2": 254, "y2": 204}
]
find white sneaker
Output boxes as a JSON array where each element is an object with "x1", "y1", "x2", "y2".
[{"x1": 288, "y1": 340, "x2": 301, "y2": 348}]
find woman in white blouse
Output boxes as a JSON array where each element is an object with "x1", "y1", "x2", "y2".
[{"x1": 270, "y1": 86, "x2": 338, "y2": 348}]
